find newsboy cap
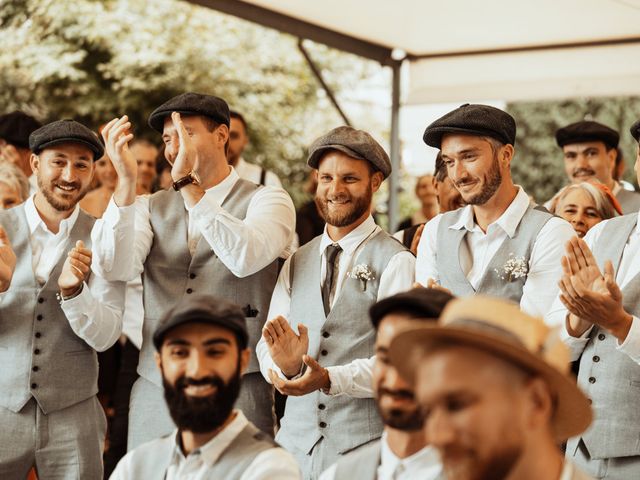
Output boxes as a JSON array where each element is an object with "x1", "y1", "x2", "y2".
[
  {"x1": 153, "y1": 294, "x2": 248, "y2": 351},
  {"x1": 555, "y1": 120, "x2": 619, "y2": 149},
  {"x1": 0, "y1": 111, "x2": 42, "y2": 149},
  {"x1": 423, "y1": 103, "x2": 516, "y2": 149},
  {"x1": 630, "y1": 120, "x2": 640, "y2": 143},
  {"x1": 148, "y1": 92, "x2": 230, "y2": 133},
  {"x1": 29, "y1": 119, "x2": 104, "y2": 160},
  {"x1": 369, "y1": 287, "x2": 453, "y2": 329},
  {"x1": 307, "y1": 126, "x2": 392, "y2": 178}
]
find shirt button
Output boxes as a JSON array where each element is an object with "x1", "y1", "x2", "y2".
[
  {"x1": 321, "y1": 350, "x2": 328, "y2": 356},
  {"x1": 593, "y1": 356, "x2": 600, "y2": 362},
  {"x1": 318, "y1": 404, "x2": 326, "y2": 410},
  {"x1": 322, "y1": 331, "x2": 330, "y2": 338},
  {"x1": 36, "y1": 315, "x2": 43, "y2": 321},
  {"x1": 189, "y1": 273, "x2": 196, "y2": 279},
  {"x1": 32, "y1": 366, "x2": 39, "y2": 372},
  {"x1": 38, "y1": 297, "x2": 44, "y2": 304},
  {"x1": 35, "y1": 332, "x2": 41, "y2": 339},
  {"x1": 31, "y1": 383, "x2": 37, "y2": 389},
  {"x1": 589, "y1": 377, "x2": 596, "y2": 384},
  {"x1": 34, "y1": 349, "x2": 40, "y2": 355},
  {"x1": 319, "y1": 422, "x2": 327, "y2": 428},
  {"x1": 186, "y1": 288, "x2": 193, "y2": 294},
  {"x1": 598, "y1": 334, "x2": 606, "y2": 341}
]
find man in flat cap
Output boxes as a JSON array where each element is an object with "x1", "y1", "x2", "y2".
[
  {"x1": 416, "y1": 103, "x2": 574, "y2": 317},
  {"x1": 110, "y1": 294, "x2": 301, "y2": 479},
  {"x1": 95, "y1": 92, "x2": 296, "y2": 448},
  {"x1": 256, "y1": 126, "x2": 415, "y2": 479},
  {"x1": 390, "y1": 296, "x2": 594, "y2": 480},
  {"x1": 554, "y1": 120, "x2": 640, "y2": 214},
  {"x1": 320, "y1": 288, "x2": 452, "y2": 480},
  {"x1": 545, "y1": 118, "x2": 640, "y2": 479},
  {"x1": 0, "y1": 111, "x2": 42, "y2": 195},
  {"x1": 0, "y1": 119, "x2": 127, "y2": 479}
]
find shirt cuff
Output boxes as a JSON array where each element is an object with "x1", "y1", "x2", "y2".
[
  {"x1": 326, "y1": 365, "x2": 350, "y2": 396},
  {"x1": 616, "y1": 316, "x2": 640, "y2": 364},
  {"x1": 102, "y1": 196, "x2": 135, "y2": 227},
  {"x1": 60, "y1": 282, "x2": 94, "y2": 318}
]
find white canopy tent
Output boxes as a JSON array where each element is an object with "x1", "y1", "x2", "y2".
[{"x1": 189, "y1": 0, "x2": 640, "y2": 228}]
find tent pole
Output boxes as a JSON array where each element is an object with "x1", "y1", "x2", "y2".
[{"x1": 388, "y1": 60, "x2": 401, "y2": 233}]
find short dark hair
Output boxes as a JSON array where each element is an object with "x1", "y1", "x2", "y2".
[
  {"x1": 229, "y1": 111, "x2": 248, "y2": 131},
  {"x1": 199, "y1": 116, "x2": 229, "y2": 156}
]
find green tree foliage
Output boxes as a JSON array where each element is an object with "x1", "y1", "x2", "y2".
[
  {"x1": 0, "y1": 0, "x2": 378, "y2": 205},
  {"x1": 507, "y1": 97, "x2": 640, "y2": 203}
]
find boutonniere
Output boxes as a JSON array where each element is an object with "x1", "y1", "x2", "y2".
[
  {"x1": 347, "y1": 264, "x2": 375, "y2": 291},
  {"x1": 494, "y1": 254, "x2": 529, "y2": 282}
]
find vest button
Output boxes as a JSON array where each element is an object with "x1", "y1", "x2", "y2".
[
  {"x1": 36, "y1": 315, "x2": 43, "y2": 321},
  {"x1": 34, "y1": 349, "x2": 40, "y2": 355},
  {"x1": 593, "y1": 356, "x2": 600, "y2": 362},
  {"x1": 186, "y1": 288, "x2": 193, "y2": 294},
  {"x1": 189, "y1": 273, "x2": 196, "y2": 279},
  {"x1": 318, "y1": 404, "x2": 326, "y2": 410},
  {"x1": 319, "y1": 422, "x2": 327, "y2": 428},
  {"x1": 31, "y1": 383, "x2": 37, "y2": 389},
  {"x1": 322, "y1": 331, "x2": 330, "y2": 338},
  {"x1": 588, "y1": 377, "x2": 596, "y2": 384},
  {"x1": 32, "y1": 366, "x2": 39, "y2": 372},
  {"x1": 38, "y1": 297, "x2": 44, "y2": 304},
  {"x1": 35, "y1": 332, "x2": 41, "y2": 339},
  {"x1": 598, "y1": 334, "x2": 606, "y2": 341},
  {"x1": 321, "y1": 350, "x2": 328, "y2": 356}
]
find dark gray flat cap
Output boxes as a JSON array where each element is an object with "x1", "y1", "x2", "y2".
[
  {"x1": 307, "y1": 126, "x2": 391, "y2": 178},
  {"x1": 0, "y1": 111, "x2": 42, "y2": 149},
  {"x1": 29, "y1": 119, "x2": 104, "y2": 160},
  {"x1": 630, "y1": 120, "x2": 640, "y2": 143},
  {"x1": 153, "y1": 294, "x2": 248, "y2": 351},
  {"x1": 369, "y1": 287, "x2": 454, "y2": 329},
  {"x1": 556, "y1": 120, "x2": 619, "y2": 149},
  {"x1": 148, "y1": 92, "x2": 230, "y2": 133},
  {"x1": 423, "y1": 103, "x2": 516, "y2": 149}
]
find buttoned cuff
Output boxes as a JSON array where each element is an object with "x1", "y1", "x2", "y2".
[
  {"x1": 102, "y1": 196, "x2": 135, "y2": 228},
  {"x1": 326, "y1": 365, "x2": 350, "y2": 395},
  {"x1": 561, "y1": 318, "x2": 592, "y2": 362},
  {"x1": 59, "y1": 282, "x2": 93, "y2": 313},
  {"x1": 616, "y1": 316, "x2": 640, "y2": 364}
]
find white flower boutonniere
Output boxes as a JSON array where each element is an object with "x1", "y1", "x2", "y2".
[
  {"x1": 347, "y1": 264, "x2": 375, "y2": 291},
  {"x1": 494, "y1": 254, "x2": 529, "y2": 282}
]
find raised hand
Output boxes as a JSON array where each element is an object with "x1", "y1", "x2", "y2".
[
  {"x1": 58, "y1": 240, "x2": 92, "y2": 298},
  {"x1": 262, "y1": 315, "x2": 309, "y2": 378},
  {"x1": 0, "y1": 226, "x2": 16, "y2": 292},
  {"x1": 269, "y1": 355, "x2": 330, "y2": 396},
  {"x1": 409, "y1": 224, "x2": 425, "y2": 256},
  {"x1": 100, "y1": 116, "x2": 137, "y2": 206},
  {"x1": 170, "y1": 112, "x2": 198, "y2": 180}
]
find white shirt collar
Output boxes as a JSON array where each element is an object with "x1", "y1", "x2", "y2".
[
  {"x1": 380, "y1": 431, "x2": 442, "y2": 476},
  {"x1": 24, "y1": 193, "x2": 80, "y2": 237},
  {"x1": 449, "y1": 186, "x2": 531, "y2": 238},
  {"x1": 318, "y1": 215, "x2": 378, "y2": 257},
  {"x1": 171, "y1": 410, "x2": 249, "y2": 467}
]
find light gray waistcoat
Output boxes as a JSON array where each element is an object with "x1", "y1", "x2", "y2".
[
  {"x1": 124, "y1": 422, "x2": 278, "y2": 478},
  {"x1": 568, "y1": 214, "x2": 640, "y2": 459},
  {"x1": 0, "y1": 205, "x2": 98, "y2": 414},
  {"x1": 276, "y1": 230, "x2": 406, "y2": 456},
  {"x1": 616, "y1": 188, "x2": 640, "y2": 215},
  {"x1": 435, "y1": 205, "x2": 553, "y2": 303},
  {"x1": 140, "y1": 180, "x2": 279, "y2": 384}
]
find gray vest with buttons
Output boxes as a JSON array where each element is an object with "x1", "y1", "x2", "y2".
[
  {"x1": 140, "y1": 180, "x2": 279, "y2": 384},
  {"x1": 276, "y1": 230, "x2": 405, "y2": 456},
  {"x1": 568, "y1": 214, "x2": 640, "y2": 459},
  {"x1": 123, "y1": 422, "x2": 278, "y2": 478},
  {"x1": 0, "y1": 205, "x2": 98, "y2": 414},
  {"x1": 435, "y1": 205, "x2": 553, "y2": 303}
]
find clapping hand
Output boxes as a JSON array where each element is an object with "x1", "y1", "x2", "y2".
[
  {"x1": 169, "y1": 112, "x2": 198, "y2": 180},
  {"x1": 101, "y1": 116, "x2": 137, "y2": 206},
  {"x1": 58, "y1": 240, "x2": 92, "y2": 298},
  {"x1": 269, "y1": 355, "x2": 330, "y2": 396},
  {"x1": 558, "y1": 236, "x2": 632, "y2": 341},
  {"x1": 0, "y1": 226, "x2": 16, "y2": 292},
  {"x1": 262, "y1": 315, "x2": 309, "y2": 378}
]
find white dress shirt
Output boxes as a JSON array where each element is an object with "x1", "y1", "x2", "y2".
[
  {"x1": 319, "y1": 432, "x2": 442, "y2": 480},
  {"x1": 235, "y1": 157, "x2": 283, "y2": 188},
  {"x1": 546, "y1": 212, "x2": 640, "y2": 364},
  {"x1": 416, "y1": 187, "x2": 576, "y2": 318},
  {"x1": 257, "y1": 215, "x2": 415, "y2": 395},
  {"x1": 110, "y1": 410, "x2": 301, "y2": 480},
  {"x1": 94, "y1": 167, "x2": 295, "y2": 281},
  {"x1": 4, "y1": 195, "x2": 125, "y2": 352}
]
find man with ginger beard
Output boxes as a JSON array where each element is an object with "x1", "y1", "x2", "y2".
[
  {"x1": 389, "y1": 296, "x2": 595, "y2": 480},
  {"x1": 416, "y1": 104, "x2": 575, "y2": 317},
  {"x1": 110, "y1": 295, "x2": 300, "y2": 479},
  {"x1": 320, "y1": 288, "x2": 452, "y2": 480},
  {"x1": 256, "y1": 126, "x2": 415, "y2": 479}
]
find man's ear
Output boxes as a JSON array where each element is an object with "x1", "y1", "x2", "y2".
[
  {"x1": 154, "y1": 351, "x2": 162, "y2": 371},
  {"x1": 239, "y1": 348, "x2": 251, "y2": 376},
  {"x1": 371, "y1": 171, "x2": 384, "y2": 193},
  {"x1": 30, "y1": 153, "x2": 39, "y2": 174},
  {"x1": 216, "y1": 124, "x2": 229, "y2": 147},
  {"x1": 500, "y1": 144, "x2": 515, "y2": 169}
]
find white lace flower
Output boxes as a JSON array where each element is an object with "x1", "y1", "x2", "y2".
[
  {"x1": 494, "y1": 254, "x2": 529, "y2": 282},
  {"x1": 347, "y1": 264, "x2": 375, "y2": 291}
]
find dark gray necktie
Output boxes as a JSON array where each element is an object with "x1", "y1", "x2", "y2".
[{"x1": 322, "y1": 243, "x2": 342, "y2": 316}]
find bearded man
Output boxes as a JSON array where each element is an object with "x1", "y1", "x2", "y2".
[
  {"x1": 256, "y1": 126, "x2": 415, "y2": 479},
  {"x1": 416, "y1": 104, "x2": 575, "y2": 317},
  {"x1": 110, "y1": 295, "x2": 300, "y2": 479}
]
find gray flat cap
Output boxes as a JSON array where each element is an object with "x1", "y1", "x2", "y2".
[
  {"x1": 29, "y1": 119, "x2": 104, "y2": 160},
  {"x1": 556, "y1": 121, "x2": 619, "y2": 149},
  {"x1": 630, "y1": 120, "x2": 640, "y2": 143},
  {"x1": 148, "y1": 92, "x2": 230, "y2": 133},
  {"x1": 307, "y1": 126, "x2": 391, "y2": 178},
  {"x1": 423, "y1": 103, "x2": 516, "y2": 149},
  {"x1": 153, "y1": 294, "x2": 248, "y2": 351}
]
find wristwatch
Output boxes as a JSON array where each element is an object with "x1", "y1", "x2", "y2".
[{"x1": 172, "y1": 170, "x2": 201, "y2": 191}]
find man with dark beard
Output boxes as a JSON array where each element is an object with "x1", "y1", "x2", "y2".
[
  {"x1": 320, "y1": 288, "x2": 452, "y2": 480},
  {"x1": 256, "y1": 126, "x2": 415, "y2": 479},
  {"x1": 0, "y1": 120, "x2": 127, "y2": 479},
  {"x1": 416, "y1": 104, "x2": 575, "y2": 317},
  {"x1": 389, "y1": 296, "x2": 594, "y2": 480},
  {"x1": 109, "y1": 295, "x2": 300, "y2": 479}
]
